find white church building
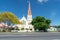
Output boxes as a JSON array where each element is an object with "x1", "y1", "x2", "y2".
[{"x1": 13, "y1": 2, "x2": 34, "y2": 32}]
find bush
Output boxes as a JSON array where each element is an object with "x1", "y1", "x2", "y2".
[
  {"x1": 21, "y1": 28, "x2": 24, "y2": 30},
  {"x1": 2, "y1": 30, "x2": 6, "y2": 32},
  {"x1": 0, "y1": 30, "x2": 1, "y2": 32},
  {"x1": 30, "y1": 29, "x2": 32, "y2": 31}
]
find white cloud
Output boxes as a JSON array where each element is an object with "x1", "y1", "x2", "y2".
[
  {"x1": 38, "y1": 0, "x2": 48, "y2": 3},
  {"x1": 50, "y1": 11, "x2": 57, "y2": 20},
  {"x1": 51, "y1": 12, "x2": 56, "y2": 17},
  {"x1": 38, "y1": 0, "x2": 44, "y2": 3}
]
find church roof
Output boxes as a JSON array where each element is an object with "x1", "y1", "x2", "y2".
[{"x1": 20, "y1": 16, "x2": 27, "y2": 21}]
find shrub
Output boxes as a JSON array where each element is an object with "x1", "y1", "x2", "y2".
[
  {"x1": 21, "y1": 28, "x2": 24, "y2": 30},
  {"x1": 2, "y1": 30, "x2": 6, "y2": 32}
]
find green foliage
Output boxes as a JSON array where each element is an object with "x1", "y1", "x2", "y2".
[
  {"x1": 58, "y1": 25, "x2": 60, "y2": 28},
  {"x1": 21, "y1": 28, "x2": 24, "y2": 30},
  {"x1": 2, "y1": 30, "x2": 6, "y2": 32},
  {"x1": 11, "y1": 27, "x2": 15, "y2": 30},
  {"x1": 45, "y1": 19, "x2": 51, "y2": 25},
  {"x1": 15, "y1": 26, "x2": 19, "y2": 30},
  {"x1": 30, "y1": 29, "x2": 32, "y2": 31},
  {"x1": 0, "y1": 12, "x2": 21, "y2": 25},
  {"x1": 31, "y1": 16, "x2": 51, "y2": 31},
  {"x1": 26, "y1": 28, "x2": 29, "y2": 30}
]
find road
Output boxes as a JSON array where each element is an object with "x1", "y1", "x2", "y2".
[{"x1": 0, "y1": 32, "x2": 60, "y2": 40}]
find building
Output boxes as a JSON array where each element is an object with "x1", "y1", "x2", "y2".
[
  {"x1": 13, "y1": 2, "x2": 34, "y2": 32},
  {"x1": 47, "y1": 27, "x2": 57, "y2": 32}
]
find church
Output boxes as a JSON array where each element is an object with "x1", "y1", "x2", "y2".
[{"x1": 13, "y1": 2, "x2": 34, "y2": 32}]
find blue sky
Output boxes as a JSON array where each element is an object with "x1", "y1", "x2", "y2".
[{"x1": 0, "y1": 0, "x2": 60, "y2": 26}]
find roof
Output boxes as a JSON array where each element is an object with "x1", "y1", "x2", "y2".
[{"x1": 20, "y1": 16, "x2": 27, "y2": 22}]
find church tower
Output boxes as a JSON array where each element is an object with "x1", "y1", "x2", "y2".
[{"x1": 27, "y1": 2, "x2": 32, "y2": 24}]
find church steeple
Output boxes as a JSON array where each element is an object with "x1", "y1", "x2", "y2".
[
  {"x1": 27, "y1": 2, "x2": 32, "y2": 24},
  {"x1": 28, "y1": 2, "x2": 31, "y2": 15}
]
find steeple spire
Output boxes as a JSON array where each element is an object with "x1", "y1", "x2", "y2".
[
  {"x1": 28, "y1": 1, "x2": 31, "y2": 15},
  {"x1": 27, "y1": 1, "x2": 32, "y2": 24}
]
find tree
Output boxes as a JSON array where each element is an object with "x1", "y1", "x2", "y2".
[
  {"x1": 31, "y1": 16, "x2": 51, "y2": 32},
  {"x1": 58, "y1": 25, "x2": 60, "y2": 28},
  {"x1": 46, "y1": 19, "x2": 51, "y2": 25},
  {"x1": 0, "y1": 12, "x2": 21, "y2": 25}
]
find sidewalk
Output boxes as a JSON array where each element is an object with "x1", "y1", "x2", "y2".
[{"x1": 0, "y1": 32, "x2": 60, "y2": 34}]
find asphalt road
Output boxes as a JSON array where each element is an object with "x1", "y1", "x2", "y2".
[{"x1": 0, "y1": 32, "x2": 60, "y2": 40}]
